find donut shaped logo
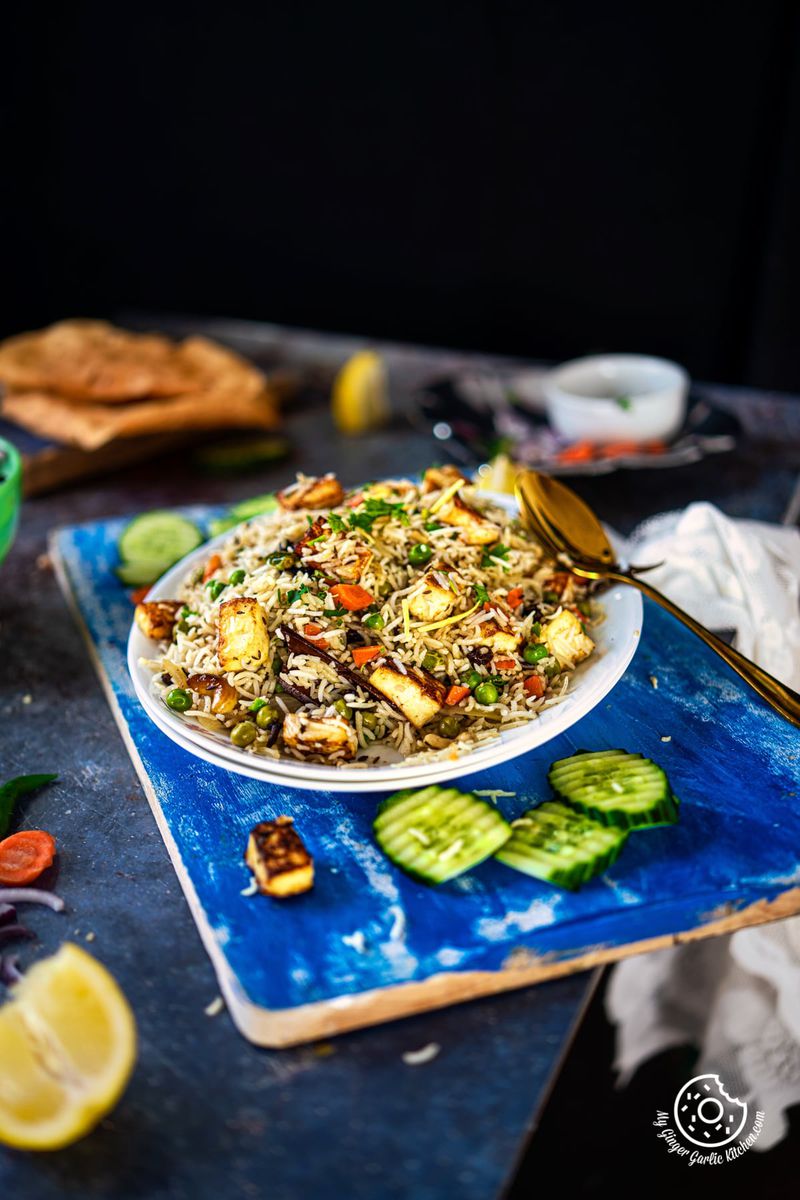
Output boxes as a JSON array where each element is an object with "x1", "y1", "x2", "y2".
[{"x1": 673, "y1": 1074, "x2": 748, "y2": 1148}]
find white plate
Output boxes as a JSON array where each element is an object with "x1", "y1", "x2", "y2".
[{"x1": 128, "y1": 493, "x2": 643, "y2": 792}]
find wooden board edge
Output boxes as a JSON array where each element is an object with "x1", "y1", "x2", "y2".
[
  {"x1": 221, "y1": 884, "x2": 800, "y2": 1046},
  {"x1": 49, "y1": 534, "x2": 800, "y2": 1048}
]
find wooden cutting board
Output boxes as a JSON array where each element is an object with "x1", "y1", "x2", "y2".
[{"x1": 51, "y1": 509, "x2": 800, "y2": 1047}]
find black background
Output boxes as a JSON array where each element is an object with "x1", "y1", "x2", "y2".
[{"x1": 3, "y1": 2, "x2": 800, "y2": 388}]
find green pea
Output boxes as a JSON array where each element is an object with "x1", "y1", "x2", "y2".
[
  {"x1": 361, "y1": 711, "x2": 379, "y2": 730},
  {"x1": 230, "y1": 721, "x2": 258, "y2": 747},
  {"x1": 249, "y1": 697, "x2": 268, "y2": 712},
  {"x1": 438, "y1": 715, "x2": 460, "y2": 739},
  {"x1": 364, "y1": 612, "x2": 385, "y2": 630},
  {"x1": 229, "y1": 568, "x2": 246, "y2": 585},
  {"x1": 530, "y1": 621, "x2": 542, "y2": 637},
  {"x1": 474, "y1": 681, "x2": 499, "y2": 705},
  {"x1": 334, "y1": 699, "x2": 353, "y2": 720},
  {"x1": 408, "y1": 543, "x2": 433, "y2": 567},
  {"x1": 523, "y1": 643, "x2": 549, "y2": 664},
  {"x1": 461, "y1": 670, "x2": 482, "y2": 690},
  {"x1": 544, "y1": 661, "x2": 560, "y2": 679},
  {"x1": 255, "y1": 704, "x2": 281, "y2": 729},
  {"x1": 206, "y1": 579, "x2": 226, "y2": 601},
  {"x1": 166, "y1": 688, "x2": 192, "y2": 712},
  {"x1": 421, "y1": 651, "x2": 440, "y2": 672}
]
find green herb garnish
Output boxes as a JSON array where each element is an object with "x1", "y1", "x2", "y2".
[
  {"x1": 615, "y1": 394, "x2": 633, "y2": 411},
  {"x1": 287, "y1": 585, "x2": 310, "y2": 605},
  {"x1": 327, "y1": 512, "x2": 346, "y2": 532},
  {"x1": 474, "y1": 583, "x2": 490, "y2": 605},
  {"x1": 348, "y1": 498, "x2": 409, "y2": 532},
  {"x1": 0, "y1": 774, "x2": 57, "y2": 839},
  {"x1": 481, "y1": 543, "x2": 510, "y2": 569}
]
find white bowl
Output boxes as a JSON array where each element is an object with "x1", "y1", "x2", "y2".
[
  {"x1": 128, "y1": 493, "x2": 643, "y2": 792},
  {"x1": 542, "y1": 354, "x2": 689, "y2": 443}
]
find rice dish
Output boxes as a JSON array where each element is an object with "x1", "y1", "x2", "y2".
[{"x1": 137, "y1": 467, "x2": 600, "y2": 767}]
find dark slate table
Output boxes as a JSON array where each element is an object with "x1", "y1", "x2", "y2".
[{"x1": 1, "y1": 316, "x2": 798, "y2": 1200}]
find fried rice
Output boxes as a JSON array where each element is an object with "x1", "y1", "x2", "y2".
[{"x1": 138, "y1": 468, "x2": 600, "y2": 767}]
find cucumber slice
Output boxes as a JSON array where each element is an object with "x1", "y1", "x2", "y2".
[
  {"x1": 495, "y1": 801, "x2": 628, "y2": 890},
  {"x1": 374, "y1": 786, "x2": 512, "y2": 884},
  {"x1": 548, "y1": 749, "x2": 678, "y2": 829},
  {"x1": 119, "y1": 511, "x2": 203, "y2": 566},
  {"x1": 230, "y1": 493, "x2": 278, "y2": 520},
  {"x1": 115, "y1": 559, "x2": 173, "y2": 587},
  {"x1": 208, "y1": 515, "x2": 240, "y2": 538}
]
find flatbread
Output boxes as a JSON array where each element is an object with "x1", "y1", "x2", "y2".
[
  {"x1": 2, "y1": 383, "x2": 280, "y2": 450},
  {"x1": 0, "y1": 321, "x2": 265, "y2": 403}
]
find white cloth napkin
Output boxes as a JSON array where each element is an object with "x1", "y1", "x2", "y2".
[{"x1": 604, "y1": 501, "x2": 800, "y2": 1150}]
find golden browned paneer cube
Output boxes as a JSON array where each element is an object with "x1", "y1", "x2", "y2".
[
  {"x1": 422, "y1": 464, "x2": 468, "y2": 493},
  {"x1": 245, "y1": 816, "x2": 314, "y2": 897},
  {"x1": 218, "y1": 596, "x2": 271, "y2": 671},
  {"x1": 542, "y1": 609, "x2": 595, "y2": 669},
  {"x1": 439, "y1": 495, "x2": 499, "y2": 545},
  {"x1": 408, "y1": 569, "x2": 456, "y2": 623},
  {"x1": 282, "y1": 712, "x2": 358, "y2": 760},
  {"x1": 135, "y1": 600, "x2": 182, "y2": 640},
  {"x1": 481, "y1": 619, "x2": 522, "y2": 655},
  {"x1": 304, "y1": 544, "x2": 373, "y2": 582},
  {"x1": 278, "y1": 473, "x2": 344, "y2": 510},
  {"x1": 369, "y1": 662, "x2": 446, "y2": 728}
]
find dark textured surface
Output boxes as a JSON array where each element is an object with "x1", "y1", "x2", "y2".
[
  {"x1": 0, "y1": 364, "x2": 595, "y2": 1200},
  {"x1": 0, "y1": 320, "x2": 797, "y2": 1199}
]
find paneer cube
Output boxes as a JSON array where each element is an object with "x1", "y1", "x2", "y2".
[
  {"x1": 304, "y1": 545, "x2": 373, "y2": 583},
  {"x1": 422, "y1": 464, "x2": 468, "y2": 493},
  {"x1": 482, "y1": 619, "x2": 522, "y2": 655},
  {"x1": 293, "y1": 515, "x2": 328, "y2": 554},
  {"x1": 282, "y1": 711, "x2": 358, "y2": 760},
  {"x1": 278, "y1": 473, "x2": 344, "y2": 510},
  {"x1": 369, "y1": 662, "x2": 446, "y2": 728},
  {"x1": 135, "y1": 600, "x2": 182, "y2": 641},
  {"x1": 218, "y1": 596, "x2": 271, "y2": 671},
  {"x1": 439, "y1": 494, "x2": 499, "y2": 545},
  {"x1": 245, "y1": 816, "x2": 314, "y2": 897},
  {"x1": 408, "y1": 569, "x2": 456, "y2": 623},
  {"x1": 542, "y1": 609, "x2": 595, "y2": 669},
  {"x1": 295, "y1": 516, "x2": 373, "y2": 582}
]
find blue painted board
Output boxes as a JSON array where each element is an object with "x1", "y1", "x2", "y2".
[{"x1": 52, "y1": 509, "x2": 800, "y2": 1045}]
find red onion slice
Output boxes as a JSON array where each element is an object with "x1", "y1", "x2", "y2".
[{"x1": 0, "y1": 888, "x2": 65, "y2": 912}]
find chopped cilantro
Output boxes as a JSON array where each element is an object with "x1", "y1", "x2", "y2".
[
  {"x1": 615, "y1": 394, "x2": 633, "y2": 411},
  {"x1": 327, "y1": 512, "x2": 346, "y2": 532},
  {"x1": 474, "y1": 583, "x2": 490, "y2": 605},
  {"x1": 287, "y1": 584, "x2": 310, "y2": 605},
  {"x1": 348, "y1": 497, "x2": 409, "y2": 532},
  {"x1": 481, "y1": 543, "x2": 510, "y2": 569}
]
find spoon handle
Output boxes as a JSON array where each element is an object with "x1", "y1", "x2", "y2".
[{"x1": 610, "y1": 571, "x2": 800, "y2": 728}]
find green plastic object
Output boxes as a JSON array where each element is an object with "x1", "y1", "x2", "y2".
[{"x1": 0, "y1": 437, "x2": 22, "y2": 568}]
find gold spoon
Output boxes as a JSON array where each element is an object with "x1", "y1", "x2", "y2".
[{"x1": 515, "y1": 470, "x2": 800, "y2": 728}]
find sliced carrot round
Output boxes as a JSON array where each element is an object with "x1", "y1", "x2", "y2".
[{"x1": 0, "y1": 830, "x2": 57, "y2": 886}]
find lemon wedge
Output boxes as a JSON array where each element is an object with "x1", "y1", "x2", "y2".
[
  {"x1": 331, "y1": 349, "x2": 390, "y2": 434},
  {"x1": 0, "y1": 943, "x2": 137, "y2": 1150},
  {"x1": 475, "y1": 453, "x2": 521, "y2": 496}
]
